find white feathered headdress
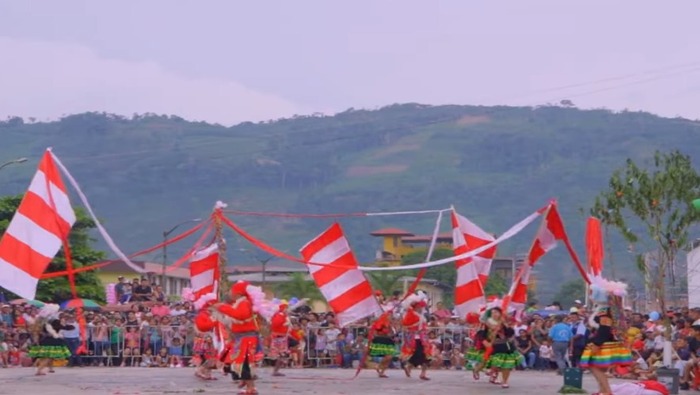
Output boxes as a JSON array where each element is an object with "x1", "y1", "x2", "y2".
[
  {"x1": 38, "y1": 303, "x2": 60, "y2": 319},
  {"x1": 194, "y1": 293, "x2": 218, "y2": 310},
  {"x1": 588, "y1": 276, "x2": 627, "y2": 329},
  {"x1": 589, "y1": 276, "x2": 627, "y2": 304},
  {"x1": 241, "y1": 283, "x2": 276, "y2": 322}
]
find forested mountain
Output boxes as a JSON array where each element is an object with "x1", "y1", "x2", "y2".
[{"x1": 2, "y1": 104, "x2": 699, "y2": 302}]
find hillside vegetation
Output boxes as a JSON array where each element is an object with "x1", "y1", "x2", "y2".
[{"x1": 1, "y1": 104, "x2": 699, "y2": 301}]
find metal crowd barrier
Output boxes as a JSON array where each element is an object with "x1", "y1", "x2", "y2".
[
  {"x1": 78, "y1": 324, "x2": 196, "y2": 366},
  {"x1": 303, "y1": 325, "x2": 472, "y2": 368},
  {"x1": 62, "y1": 323, "x2": 475, "y2": 368}
]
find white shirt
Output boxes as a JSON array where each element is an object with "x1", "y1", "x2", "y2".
[
  {"x1": 653, "y1": 335, "x2": 664, "y2": 350},
  {"x1": 539, "y1": 345, "x2": 553, "y2": 359},
  {"x1": 572, "y1": 321, "x2": 587, "y2": 336},
  {"x1": 170, "y1": 308, "x2": 187, "y2": 317},
  {"x1": 514, "y1": 324, "x2": 528, "y2": 334},
  {"x1": 636, "y1": 357, "x2": 649, "y2": 370}
]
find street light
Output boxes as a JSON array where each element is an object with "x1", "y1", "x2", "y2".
[
  {"x1": 239, "y1": 248, "x2": 276, "y2": 290},
  {"x1": 0, "y1": 157, "x2": 28, "y2": 171},
  {"x1": 162, "y1": 218, "x2": 202, "y2": 292}
]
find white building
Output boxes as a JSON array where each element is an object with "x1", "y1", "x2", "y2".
[{"x1": 688, "y1": 240, "x2": 700, "y2": 308}]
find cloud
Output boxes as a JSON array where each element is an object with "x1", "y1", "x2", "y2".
[{"x1": 0, "y1": 37, "x2": 304, "y2": 125}]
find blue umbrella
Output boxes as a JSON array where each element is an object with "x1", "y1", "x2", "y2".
[{"x1": 528, "y1": 309, "x2": 568, "y2": 318}]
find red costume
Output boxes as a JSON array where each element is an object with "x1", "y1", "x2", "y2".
[
  {"x1": 193, "y1": 304, "x2": 219, "y2": 365},
  {"x1": 268, "y1": 305, "x2": 290, "y2": 360},
  {"x1": 400, "y1": 302, "x2": 431, "y2": 365},
  {"x1": 368, "y1": 313, "x2": 397, "y2": 358},
  {"x1": 195, "y1": 310, "x2": 217, "y2": 333},
  {"x1": 217, "y1": 282, "x2": 260, "y2": 381},
  {"x1": 371, "y1": 314, "x2": 392, "y2": 335}
]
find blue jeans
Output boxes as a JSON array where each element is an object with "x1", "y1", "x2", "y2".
[
  {"x1": 552, "y1": 341, "x2": 569, "y2": 374},
  {"x1": 341, "y1": 352, "x2": 359, "y2": 368},
  {"x1": 521, "y1": 351, "x2": 536, "y2": 369},
  {"x1": 65, "y1": 337, "x2": 81, "y2": 366}
]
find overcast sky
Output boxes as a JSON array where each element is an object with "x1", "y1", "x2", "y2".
[{"x1": 1, "y1": 1, "x2": 698, "y2": 125}]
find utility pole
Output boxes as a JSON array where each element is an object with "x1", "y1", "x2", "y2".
[
  {"x1": 260, "y1": 256, "x2": 274, "y2": 290},
  {"x1": 214, "y1": 201, "x2": 228, "y2": 301},
  {"x1": 238, "y1": 248, "x2": 275, "y2": 293}
]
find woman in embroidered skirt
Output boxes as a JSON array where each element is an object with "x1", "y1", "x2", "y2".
[
  {"x1": 268, "y1": 301, "x2": 291, "y2": 377},
  {"x1": 368, "y1": 313, "x2": 396, "y2": 378},
  {"x1": 193, "y1": 293, "x2": 219, "y2": 381},
  {"x1": 472, "y1": 306, "x2": 504, "y2": 382},
  {"x1": 400, "y1": 293, "x2": 431, "y2": 380},
  {"x1": 463, "y1": 311, "x2": 484, "y2": 377},
  {"x1": 213, "y1": 281, "x2": 263, "y2": 395},
  {"x1": 486, "y1": 320, "x2": 520, "y2": 388},
  {"x1": 466, "y1": 326, "x2": 488, "y2": 378},
  {"x1": 29, "y1": 304, "x2": 74, "y2": 376},
  {"x1": 580, "y1": 278, "x2": 633, "y2": 395}
]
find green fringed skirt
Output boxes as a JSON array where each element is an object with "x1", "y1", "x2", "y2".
[
  {"x1": 369, "y1": 336, "x2": 397, "y2": 357},
  {"x1": 465, "y1": 348, "x2": 485, "y2": 363},
  {"x1": 486, "y1": 352, "x2": 523, "y2": 370},
  {"x1": 29, "y1": 345, "x2": 71, "y2": 359}
]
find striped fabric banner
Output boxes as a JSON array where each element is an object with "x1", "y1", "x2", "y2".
[
  {"x1": 189, "y1": 243, "x2": 219, "y2": 300},
  {"x1": 505, "y1": 204, "x2": 562, "y2": 316},
  {"x1": 300, "y1": 223, "x2": 380, "y2": 327},
  {"x1": 452, "y1": 211, "x2": 494, "y2": 317},
  {"x1": 0, "y1": 151, "x2": 76, "y2": 299}
]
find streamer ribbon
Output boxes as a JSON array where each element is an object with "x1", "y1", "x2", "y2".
[
  {"x1": 51, "y1": 152, "x2": 145, "y2": 273},
  {"x1": 42, "y1": 217, "x2": 211, "y2": 278},
  {"x1": 223, "y1": 208, "x2": 450, "y2": 218},
  {"x1": 221, "y1": 206, "x2": 546, "y2": 271}
]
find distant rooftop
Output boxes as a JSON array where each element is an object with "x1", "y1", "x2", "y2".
[
  {"x1": 370, "y1": 228, "x2": 414, "y2": 236},
  {"x1": 401, "y1": 232, "x2": 453, "y2": 243},
  {"x1": 228, "y1": 272, "x2": 311, "y2": 283},
  {"x1": 226, "y1": 265, "x2": 308, "y2": 274}
]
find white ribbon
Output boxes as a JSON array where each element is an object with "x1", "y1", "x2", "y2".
[
  {"x1": 424, "y1": 210, "x2": 443, "y2": 261},
  {"x1": 359, "y1": 209, "x2": 543, "y2": 271},
  {"x1": 365, "y1": 208, "x2": 451, "y2": 216},
  {"x1": 50, "y1": 150, "x2": 145, "y2": 273}
]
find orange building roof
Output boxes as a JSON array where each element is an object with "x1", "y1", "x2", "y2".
[{"x1": 370, "y1": 228, "x2": 415, "y2": 236}]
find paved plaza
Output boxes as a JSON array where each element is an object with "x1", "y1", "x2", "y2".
[{"x1": 0, "y1": 367, "x2": 631, "y2": 395}]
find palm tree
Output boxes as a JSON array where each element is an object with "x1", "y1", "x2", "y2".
[
  {"x1": 367, "y1": 271, "x2": 404, "y2": 296},
  {"x1": 274, "y1": 273, "x2": 324, "y2": 301}
]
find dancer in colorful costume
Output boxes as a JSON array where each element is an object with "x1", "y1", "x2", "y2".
[
  {"x1": 400, "y1": 292, "x2": 431, "y2": 380},
  {"x1": 193, "y1": 293, "x2": 219, "y2": 380},
  {"x1": 211, "y1": 281, "x2": 266, "y2": 395},
  {"x1": 368, "y1": 312, "x2": 397, "y2": 378},
  {"x1": 471, "y1": 302, "x2": 503, "y2": 381},
  {"x1": 580, "y1": 277, "x2": 633, "y2": 395},
  {"x1": 269, "y1": 300, "x2": 290, "y2": 377},
  {"x1": 29, "y1": 304, "x2": 73, "y2": 376},
  {"x1": 463, "y1": 312, "x2": 486, "y2": 375},
  {"x1": 485, "y1": 309, "x2": 520, "y2": 389}
]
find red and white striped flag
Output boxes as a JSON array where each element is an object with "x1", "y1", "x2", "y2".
[
  {"x1": 452, "y1": 211, "x2": 497, "y2": 316},
  {"x1": 190, "y1": 243, "x2": 219, "y2": 300},
  {"x1": 0, "y1": 151, "x2": 76, "y2": 300},
  {"x1": 300, "y1": 223, "x2": 380, "y2": 327},
  {"x1": 505, "y1": 204, "x2": 566, "y2": 315}
]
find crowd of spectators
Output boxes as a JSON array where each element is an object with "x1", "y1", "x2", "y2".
[{"x1": 5, "y1": 281, "x2": 700, "y2": 392}]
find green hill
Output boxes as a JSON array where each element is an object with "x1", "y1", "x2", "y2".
[{"x1": 1, "y1": 104, "x2": 699, "y2": 302}]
